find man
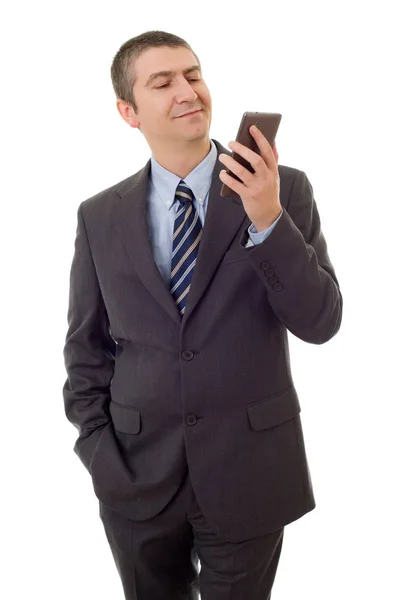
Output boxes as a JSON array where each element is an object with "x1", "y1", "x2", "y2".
[{"x1": 63, "y1": 30, "x2": 343, "y2": 600}]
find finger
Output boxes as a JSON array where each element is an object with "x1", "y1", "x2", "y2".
[
  {"x1": 218, "y1": 154, "x2": 254, "y2": 186},
  {"x1": 227, "y1": 139, "x2": 266, "y2": 175},
  {"x1": 249, "y1": 125, "x2": 278, "y2": 172},
  {"x1": 272, "y1": 144, "x2": 279, "y2": 164},
  {"x1": 219, "y1": 169, "x2": 247, "y2": 196}
]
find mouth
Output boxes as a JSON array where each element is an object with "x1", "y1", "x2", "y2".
[{"x1": 176, "y1": 109, "x2": 203, "y2": 118}]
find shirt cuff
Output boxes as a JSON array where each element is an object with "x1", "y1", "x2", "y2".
[{"x1": 246, "y1": 208, "x2": 284, "y2": 246}]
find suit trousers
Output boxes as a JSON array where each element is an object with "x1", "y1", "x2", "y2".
[{"x1": 98, "y1": 467, "x2": 284, "y2": 600}]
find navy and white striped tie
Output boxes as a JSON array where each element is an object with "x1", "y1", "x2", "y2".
[{"x1": 170, "y1": 180, "x2": 203, "y2": 316}]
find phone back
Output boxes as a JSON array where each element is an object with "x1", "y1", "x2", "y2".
[{"x1": 220, "y1": 111, "x2": 282, "y2": 198}]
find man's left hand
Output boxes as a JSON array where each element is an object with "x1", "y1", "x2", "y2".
[{"x1": 219, "y1": 125, "x2": 282, "y2": 232}]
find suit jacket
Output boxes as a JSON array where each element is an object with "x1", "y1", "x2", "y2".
[{"x1": 63, "y1": 138, "x2": 343, "y2": 543}]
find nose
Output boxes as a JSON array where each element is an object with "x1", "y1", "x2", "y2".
[{"x1": 175, "y1": 78, "x2": 198, "y2": 103}]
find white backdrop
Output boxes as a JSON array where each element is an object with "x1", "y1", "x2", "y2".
[{"x1": 1, "y1": 0, "x2": 399, "y2": 598}]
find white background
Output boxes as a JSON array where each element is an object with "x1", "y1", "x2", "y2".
[{"x1": 1, "y1": 0, "x2": 399, "y2": 598}]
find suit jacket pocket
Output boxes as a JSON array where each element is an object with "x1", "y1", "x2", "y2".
[
  {"x1": 246, "y1": 385, "x2": 301, "y2": 431},
  {"x1": 110, "y1": 400, "x2": 142, "y2": 434}
]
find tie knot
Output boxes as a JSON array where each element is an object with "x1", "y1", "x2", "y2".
[{"x1": 175, "y1": 180, "x2": 195, "y2": 205}]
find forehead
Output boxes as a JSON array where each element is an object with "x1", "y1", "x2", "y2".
[{"x1": 133, "y1": 46, "x2": 200, "y2": 84}]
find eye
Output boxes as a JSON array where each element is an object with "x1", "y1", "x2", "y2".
[{"x1": 156, "y1": 78, "x2": 201, "y2": 89}]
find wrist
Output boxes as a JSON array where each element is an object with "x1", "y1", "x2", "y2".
[{"x1": 253, "y1": 207, "x2": 282, "y2": 232}]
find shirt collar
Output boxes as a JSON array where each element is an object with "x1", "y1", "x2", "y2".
[{"x1": 150, "y1": 139, "x2": 218, "y2": 210}]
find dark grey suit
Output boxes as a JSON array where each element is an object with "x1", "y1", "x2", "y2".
[{"x1": 63, "y1": 138, "x2": 342, "y2": 597}]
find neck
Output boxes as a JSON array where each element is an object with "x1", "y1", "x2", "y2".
[{"x1": 151, "y1": 137, "x2": 211, "y2": 179}]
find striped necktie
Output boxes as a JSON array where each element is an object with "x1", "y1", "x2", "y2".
[{"x1": 170, "y1": 180, "x2": 203, "y2": 316}]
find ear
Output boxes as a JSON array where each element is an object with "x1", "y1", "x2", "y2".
[{"x1": 116, "y1": 99, "x2": 140, "y2": 128}]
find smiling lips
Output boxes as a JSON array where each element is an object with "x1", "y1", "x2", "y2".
[{"x1": 177, "y1": 109, "x2": 202, "y2": 118}]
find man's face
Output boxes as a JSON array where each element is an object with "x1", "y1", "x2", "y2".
[{"x1": 127, "y1": 46, "x2": 212, "y2": 146}]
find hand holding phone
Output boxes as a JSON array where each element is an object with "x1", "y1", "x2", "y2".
[{"x1": 220, "y1": 112, "x2": 282, "y2": 198}]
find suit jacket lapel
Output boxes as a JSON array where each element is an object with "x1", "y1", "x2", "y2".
[{"x1": 111, "y1": 139, "x2": 248, "y2": 326}]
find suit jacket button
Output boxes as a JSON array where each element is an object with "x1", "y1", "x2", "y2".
[
  {"x1": 186, "y1": 415, "x2": 197, "y2": 425},
  {"x1": 265, "y1": 268, "x2": 275, "y2": 277},
  {"x1": 273, "y1": 282, "x2": 283, "y2": 291},
  {"x1": 182, "y1": 351, "x2": 194, "y2": 360},
  {"x1": 268, "y1": 276, "x2": 278, "y2": 285},
  {"x1": 261, "y1": 261, "x2": 271, "y2": 270}
]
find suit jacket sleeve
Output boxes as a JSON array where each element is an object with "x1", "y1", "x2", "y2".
[
  {"x1": 63, "y1": 202, "x2": 115, "y2": 473},
  {"x1": 241, "y1": 169, "x2": 343, "y2": 344}
]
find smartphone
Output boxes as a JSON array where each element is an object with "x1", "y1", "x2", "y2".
[{"x1": 220, "y1": 112, "x2": 282, "y2": 198}]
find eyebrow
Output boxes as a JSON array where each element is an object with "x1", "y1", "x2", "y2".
[{"x1": 144, "y1": 66, "x2": 201, "y2": 88}]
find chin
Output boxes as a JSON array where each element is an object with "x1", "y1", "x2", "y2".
[{"x1": 187, "y1": 130, "x2": 209, "y2": 142}]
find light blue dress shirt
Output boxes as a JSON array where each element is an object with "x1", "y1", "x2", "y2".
[{"x1": 147, "y1": 139, "x2": 283, "y2": 284}]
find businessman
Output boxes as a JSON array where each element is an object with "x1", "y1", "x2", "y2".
[{"x1": 63, "y1": 30, "x2": 343, "y2": 600}]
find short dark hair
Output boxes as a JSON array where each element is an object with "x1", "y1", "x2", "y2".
[{"x1": 110, "y1": 30, "x2": 201, "y2": 112}]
